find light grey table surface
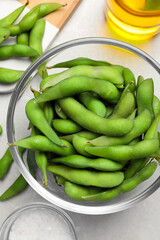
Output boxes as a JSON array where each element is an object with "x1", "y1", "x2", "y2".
[{"x1": 0, "y1": 0, "x2": 160, "y2": 239}]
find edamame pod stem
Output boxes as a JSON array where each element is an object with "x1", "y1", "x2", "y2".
[
  {"x1": 64, "y1": 181, "x2": 102, "y2": 201},
  {"x1": 85, "y1": 139, "x2": 159, "y2": 162},
  {"x1": 29, "y1": 18, "x2": 45, "y2": 62},
  {"x1": 37, "y1": 76, "x2": 121, "y2": 104},
  {"x1": 9, "y1": 136, "x2": 76, "y2": 156},
  {"x1": 82, "y1": 161, "x2": 157, "y2": 201},
  {"x1": 47, "y1": 165, "x2": 124, "y2": 188},
  {"x1": 0, "y1": 68, "x2": 24, "y2": 84},
  {"x1": 90, "y1": 109, "x2": 151, "y2": 146},
  {"x1": 136, "y1": 78, "x2": 154, "y2": 120},
  {"x1": 0, "y1": 1, "x2": 28, "y2": 27},
  {"x1": 16, "y1": 32, "x2": 29, "y2": 45},
  {"x1": 35, "y1": 151, "x2": 48, "y2": 187},
  {"x1": 58, "y1": 97, "x2": 134, "y2": 137},
  {"x1": 41, "y1": 65, "x2": 124, "y2": 91},
  {"x1": 0, "y1": 28, "x2": 10, "y2": 44},
  {"x1": 85, "y1": 113, "x2": 160, "y2": 161},
  {"x1": 49, "y1": 155, "x2": 124, "y2": 171},
  {"x1": 53, "y1": 119, "x2": 82, "y2": 134},
  {"x1": 47, "y1": 57, "x2": 111, "y2": 68},
  {"x1": 25, "y1": 98, "x2": 62, "y2": 146},
  {"x1": 123, "y1": 68, "x2": 136, "y2": 92},
  {"x1": 0, "y1": 44, "x2": 39, "y2": 60},
  {"x1": 78, "y1": 92, "x2": 107, "y2": 117},
  {"x1": 153, "y1": 96, "x2": 160, "y2": 117},
  {"x1": 60, "y1": 131, "x2": 99, "y2": 143}
]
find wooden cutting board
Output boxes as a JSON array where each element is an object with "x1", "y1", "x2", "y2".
[{"x1": 18, "y1": 0, "x2": 82, "y2": 29}]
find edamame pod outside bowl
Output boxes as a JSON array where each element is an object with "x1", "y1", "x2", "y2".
[{"x1": 7, "y1": 37, "x2": 160, "y2": 215}]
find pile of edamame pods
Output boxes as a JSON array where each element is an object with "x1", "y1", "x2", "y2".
[
  {"x1": 1, "y1": 55, "x2": 160, "y2": 202},
  {"x1": 0, "y1": 1, "x2": 65, "y2": 84}
]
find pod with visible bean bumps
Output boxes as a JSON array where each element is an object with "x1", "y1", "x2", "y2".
[
  {"x1": 47, "y1": 165, "x2": 124, "y2": 188},
  {"x1": 49, "y1": 154, "x2": 125, "y2": 171},
  {"x1": 82, "y1": 161, "x2": 157, "y2": 201},
  {"x1": 58, "y1": 97, "x2": 133, "y2": 137},
  {"x1": 9, "y1": 136, "x2": 76, "y2": 156},
  {"x1": 0, "y1": 68, "x2": 24, "y2": 84},
  {"x1": 41, "y1": 65, "x2": 124, "y2": 91}
]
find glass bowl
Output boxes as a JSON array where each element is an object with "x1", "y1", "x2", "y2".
[
  {"x1": 7, "y1": 37, "x2": 160, "y2": 215},
  {"x1": 0, "y1": 202, "x2": 77, "y2": 240}
]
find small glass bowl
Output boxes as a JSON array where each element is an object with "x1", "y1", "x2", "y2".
[
  {"x1": 0, "y1": 202, "x2": 77, "y2": 240},
  {"x1": 7, "y1": 37, "x2": 160, "y2": 215}
]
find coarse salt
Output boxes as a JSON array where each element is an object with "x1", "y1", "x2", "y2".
[{"x1": 9, "y1": 207, "x2": 75, "y2": 240}]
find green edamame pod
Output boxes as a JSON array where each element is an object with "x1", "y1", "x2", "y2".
[
  {"x1": 137, "y1": 75, "x2": 144, "y2": 88},
  {"x1": 0, "y1": 44, "x2": 39, "y2": 60},
  {"x1": 0, "y1": 68, "x2": 24, "y2": 84},
  {"x1": 25, "y1": 98, "x2": 62, "y2": 146},
  {"x1": 60, "y1": 131, "x2": 99, "y2": 143},
  {"x1": 0, "y1": 125, "x2": 2, "y2": 134},
  {"x1": 55, "y1": 101, "x2": 67, "y2": 119},
  {"x1": 49, "y1": 154, "x2": 124, "y2": 171},
  {"x1": 7, "y1": 7, "x2": 40, "y2": 36},
  {"x1": 37, "y1": 76, "x2": 121, "y2": 104},
  {"x1": 123, "y1": 68, "x2": 136, "y2": 92},
  {"x1": 72, "y1": 135, "x2": 92, "y2": 157},
  {"x1": 0, "y1": 27, "x2": 10, "y2": 44},
  {"x1": 41, "y1": 65, "x2": 124, "y2": 91},
  {"x1": 85, "y1": 112, "x2": 160, "y2": 161},
  {"x1": 0, "y1": 147, "x2": 24, "y2": 179},
  {"x1": 153, "y1": 96, "x2": 160, "y2": 117},
  {"x1": 105, "y1": 105, "x2": 114, "y2": 118},
  {"x1": 136, "y1": 78, "x2": 154, "y2": 120},
  {"x1": 47, "y1": 57, "x2": 111, "y2": 68},
  {"x1": 16, "y1": 32, "x2": 29, "y2": 45},
  {"x1": 53, "y1": 119, "x2": 82, "y2": 134},
  {"x1": 78, "y1": 92, "x2": 107, "y2": 117},
  {"x1": 82, "y1": 161, "x2": 157, "y2": 201},
  {"x1": 64, "y1": 181, "x2": 102, "y2": 201},
  {"x1": 9, "y1": 136, "x2": 76, "y2": 156},
  {"x1": 35, "y1": 151, "x2": 48, "y2": 187},
  {"x1": 0, "y1": 149, "x2": 36, "y2": 201},
  {"x1": 0, "y1": 175, "x2": 28, "y2": 201},
  {"x1": 90, "y1": 109, "x2": 151, "y2": 146},
  {"x1": 29, "y1": 18, "x2": 45, "y2": 62},
  {"x1": 0, "y1": 2, "x2": 28, "y2": 27},
  {"x1": 112, "y1": 65, "x2": 125, "y2": 74},
  {"x1": 47, "y1": 165, "x2": 124, "y2": 188},
  {"x1": 85, "y1": 138, "x2": 159, "y2": 162},
  {"x1": 58, "y1": 97, "x2": 134, "y2": 137},
  {"x1": 124, "y1": 157, "x2": 149, "y2": 179}
]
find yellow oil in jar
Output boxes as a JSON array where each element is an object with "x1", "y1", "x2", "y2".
[{"x1": 105, "y1": 0, "x2": 160, "y2": 40}]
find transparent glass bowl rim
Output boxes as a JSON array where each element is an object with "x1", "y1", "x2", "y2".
[
  {"x1": 0, "y1": 202, "x2": 77, "y2": 239},
  {"x1": 7, "y1": 37, "x2": 160, "y2": 215}
]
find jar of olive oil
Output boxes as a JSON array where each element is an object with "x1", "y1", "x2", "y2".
[{"x1": 105, "y1": 0, "x2": 160, "y2": 39}]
